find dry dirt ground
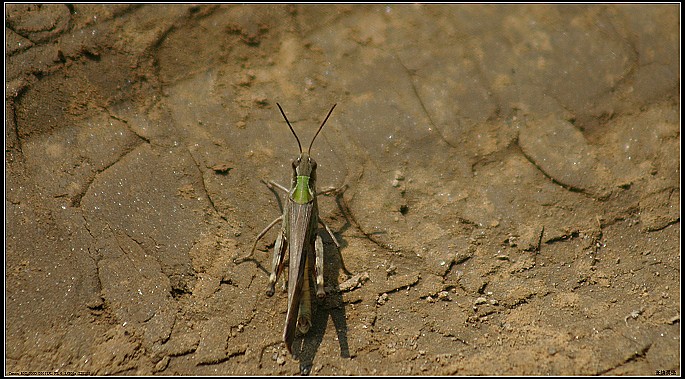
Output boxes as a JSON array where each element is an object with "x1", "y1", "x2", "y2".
[{"x1": 5, "y1": 4, "x2": 681, "y2": 376}]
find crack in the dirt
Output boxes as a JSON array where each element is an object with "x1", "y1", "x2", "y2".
[
  {"x1": 9, "y1": 29, "x2": 40, "y2": 47},
  {"x1": 111, "y1": 228, "x2": 150, "y2": 280},
  {"x1": 468, "y1": 135, "x2": 521, "y2": 178},
  {"x1": 106, "y1": 111, "x2": 152, "y2": 145},
  {"x1": 196, "y1": 335, "x2": 250, "y2": 367},
  {"x1": 513, "y1": 135, "x2": 603, "y2": 200},
  {"x1": 71, "y1": 139, "x2": 146, "y2": 207},
  {"x1": 8, "y1": 106, "x2": 25, "y2": 164},
  {"x1": 394, "y1": 53, "x2": 458, "y2": 150},
  {"x1": 597, "y1": 341, "x2": 653, "y2": 375},
  {"x1": 64, "y1": 109, "x2": 153, "y2": 209},
  {"x1": 187, "y1": 148, "x2": 228, "y2": 222},
  {"x1": 227, "y1": 345, "x2": 248, "y2": 360},
  {"x1": 80, "y1": 213, "x2": 97, "y2": 241},
  {"x1": 127, "y1": 231, "x2": 155, "y2": 255},
  {"x1": 596, "y1": 205, "x2": 641, "y2": 229},
  {"x1": 6, "y1": 82, "x2": 31, "y2": 165},
  {"x1": 503, "y1": 293, "x2": 535, "y2": 310},
  {"x1": 5, "y1": 23, "x2": 21, "y2": 38},
  {"x1": 377, "y1": 272, "x2": 421, "y2": 297},
  {"x1": 645, "y1": 188, "x2": 680, "y2": 232},
  {"x1": 149, "y1": 20, "x2": 178, "y2": 56},
  {"x1": 544, "y1": 230, "x2": 579, "y2": 245},
  {"x1": 78, "y1": 212, "x2": 108, "y2": 302},
  {"x1": 145, "y1": 5, "x2": 222, "y2": 90}
]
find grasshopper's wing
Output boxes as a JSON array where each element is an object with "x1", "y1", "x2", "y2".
[{"x1": 283, "y1": 200, "x2": 315, "y2": 353}]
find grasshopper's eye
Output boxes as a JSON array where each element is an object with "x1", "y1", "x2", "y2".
[{"x1": 292, "y1": 158, "x2": 300, "y2": 169}]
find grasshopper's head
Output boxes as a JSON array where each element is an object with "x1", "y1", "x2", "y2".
[
  {"x1": 277, "y1": 103, "x2": 336, "y2": 204},
  {"x1": 292, "y1": 152, "x2": 316, "y2": 178}
]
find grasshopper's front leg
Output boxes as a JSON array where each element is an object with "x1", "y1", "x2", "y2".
[
  {"x1": 262, "y1": 179, "x2": 290, "y2": 194},
  {"x1": 267, "y1": 228, "x2": 288, "y2": 297}
]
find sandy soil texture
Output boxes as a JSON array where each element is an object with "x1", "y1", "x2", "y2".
[{"x1": 5, "y1": 4, "x2": 680, "y2": 375}]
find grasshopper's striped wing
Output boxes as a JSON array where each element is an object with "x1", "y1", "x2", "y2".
[{"x1": 283, "y1": 200, "x2": 316, "y2": 353}]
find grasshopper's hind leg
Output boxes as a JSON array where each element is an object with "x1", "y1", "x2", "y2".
[
  {"x1": 266, "y1": 229, "x2": 287, "y2": 297},
  {"x1": 314, "y1": 234, "x2": 326, "y2": 299}
]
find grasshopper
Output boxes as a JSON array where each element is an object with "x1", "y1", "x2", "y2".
[{"x1": 236, "y1": 103, "x2": 342, "y2": 353}]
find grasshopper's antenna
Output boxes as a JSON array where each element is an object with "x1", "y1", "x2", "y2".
[
  {"x1": 277, "y1": 103, "x2": 302, "y2": 154},
  {"x1": 308, "y1": 104, "x2": 337, "y2": 155}
]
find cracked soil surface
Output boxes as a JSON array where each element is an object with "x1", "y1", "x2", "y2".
[{"x1": 5, "y1": 4, "x2": 680, "y2": 375}]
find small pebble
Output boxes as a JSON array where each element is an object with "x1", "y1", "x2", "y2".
[{"x1": 377, "y1": 293, "x2": 389, "y2": 305}]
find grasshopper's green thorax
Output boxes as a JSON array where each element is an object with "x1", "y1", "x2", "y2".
[
  {"x1": 292, "y1": 176, "x2": 312, "y2": 204},
  {"x1": 290, "y1": 153, "x2": 317, "y2": 205}
]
